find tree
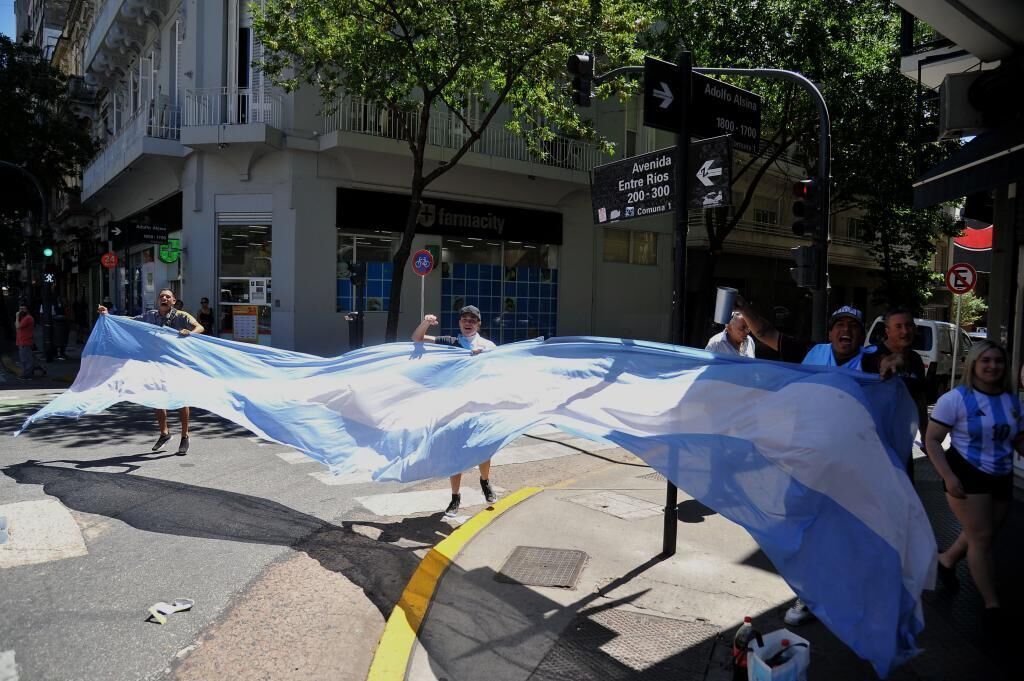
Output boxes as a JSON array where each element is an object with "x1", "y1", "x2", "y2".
[
  {"x1": 954, "y1": 290, "x2": 987, "y2": 330},
  {"x1": 255, "y1": 0, "x2": 651, "y2": 340},
  {"x1": 0, "y1": 34, "x2": 97, "y2": 281},
  {"x1": 645, "y1": 1, "x2": 957, "y2": 332}
]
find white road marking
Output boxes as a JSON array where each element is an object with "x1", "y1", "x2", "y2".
[
  {"x1": 0, "y1": 650, "x2": 18, "y2": 681},
  {"x1": 355, "y1": 487, "x2": 502, "y2": 516},
  {"x1": 563, "y1": 491, "x2": 664, "y2": 520},
  {"x1": 274, "y1": 450, "x2": 315, "y2": 465},
  {"x1": 0, "y1": 500, "x2": 88, "y2": 569}
]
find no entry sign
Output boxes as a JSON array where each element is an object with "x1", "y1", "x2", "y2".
[{"x1": 945, "y1": 262, "x2": 977, "y2": 294}]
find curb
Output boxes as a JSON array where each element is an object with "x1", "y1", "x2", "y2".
[{"x1": 366, "y1": 486, "x2": 543, "y2": 681}]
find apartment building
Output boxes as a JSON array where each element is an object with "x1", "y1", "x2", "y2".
[{"x1": 47, "y1": 0, "x2": 882, "y2": 354}]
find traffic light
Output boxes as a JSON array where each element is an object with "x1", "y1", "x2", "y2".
[
  {"x1": 791, "y1": 178, "x2": 819, "y2": 237},
  {"x1": 42, "y1": 246, "x2": 54, "y2": 257},
  {"x1": 567, "y1": 52, "x2": 594, "y2": 107},
  {"x1": 790, "y1": 245, "x2": 816, "y2": 288}
]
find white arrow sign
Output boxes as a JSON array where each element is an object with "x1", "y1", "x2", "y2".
[
  {"x1": 653, "y1": 82, "x2": 674, "y2": 109},
  {"x1": 696, "y1": 160, "x2": 723, "y2": 187},
  {"x1": 110, "y1": 226, "x2": 122, "y2": 237}
]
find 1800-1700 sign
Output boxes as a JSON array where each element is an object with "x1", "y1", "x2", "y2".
[{"x1": 591, "y1": 147, "x2": 675, "y2": 224}]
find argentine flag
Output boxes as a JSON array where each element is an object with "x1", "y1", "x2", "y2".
[{"x1": 18, "y1": 315, "x2": 935, "y2": 677}]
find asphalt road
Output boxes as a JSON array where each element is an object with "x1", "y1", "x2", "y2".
[{"x1": 0, "y1": 387, "x2": 635, "y2": 681}]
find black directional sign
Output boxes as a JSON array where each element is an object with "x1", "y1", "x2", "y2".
[
  {"x1": 688, "y1": 135, "x2": 732, "y2": 209},
  {"x1": 643, "y1": 56, "x2": 684, "y2": 132},
  {"x1": 591, "y1": 140, "x2": 733, "y2": 224},
  {"x1": 691, "y1": 73, "x2": 761, "y2": 154},
  {"x1": 592, "y1": 147, "x2": 676, "y2": 224},
  {"x1": 110, "y1": 222, "x2": 171, "y2": 247}
]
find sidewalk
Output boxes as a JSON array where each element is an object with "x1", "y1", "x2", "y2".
[
  {"x1": 398, "y1": 456, "x2": 1017, "y2": 681},
  {"x1": 0, "y1": 338, "x2": 82, "y2": 389}
]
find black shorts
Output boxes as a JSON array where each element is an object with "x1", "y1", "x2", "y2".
[{"x1": 943, "y1": 447, "x2": 1013, "y2": 500}]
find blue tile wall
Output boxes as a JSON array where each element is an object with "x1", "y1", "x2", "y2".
[
  {"x1": 336, "y1": 259, "x2": 392, "y2": 312},
  {"x1": 441, "y1": 264, "x2": 558, "y2": 344}
]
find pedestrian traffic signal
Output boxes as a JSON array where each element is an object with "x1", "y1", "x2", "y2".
[
  {"x1": 790, "y1": 245, "x2": 816, "y2": 288},
  {"x1": 567, "y1": 52, "x2": 594, "y2": 107},
  {"x1": 791, "y1": 179, "x2": 819, "y2": 237}
]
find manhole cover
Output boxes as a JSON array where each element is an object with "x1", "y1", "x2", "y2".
[
  {"x1": 529, "y1": 609, "x2": 719, "y2": 680},
  {"x1": 495, "y1": 546, "x2": 587, "y2": 588},
  {"x1": 639, "y1": 471, "x2": 666, "y2": 482}
]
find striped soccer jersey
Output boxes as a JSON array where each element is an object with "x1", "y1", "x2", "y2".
[{"x1": 930, "y1": 385, "x2": 1023, "y2": 475}]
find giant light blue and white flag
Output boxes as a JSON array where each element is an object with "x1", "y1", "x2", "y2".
[{"x1": 18, "y1": 315, "x2": 934, "y2": 677}]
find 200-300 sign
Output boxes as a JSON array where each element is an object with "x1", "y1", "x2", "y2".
[{"x1": 627, "y1": 184, "x2": 672, "y2": 203}]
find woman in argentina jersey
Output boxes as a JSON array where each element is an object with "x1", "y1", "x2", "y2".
[{"x1": 924, "y1": 340, "x2": 1024, "y2": 630}]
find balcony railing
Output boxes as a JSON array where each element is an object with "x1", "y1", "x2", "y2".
[
  {"x1": 82, "y1": 101, "x2": 181, "y2": 196},
  {"x1": 183, "y1": 87, "x2": 284, "y2": 129},
  {"x1": 322, "y1": 94, "x2": 603, "y2": 172}
]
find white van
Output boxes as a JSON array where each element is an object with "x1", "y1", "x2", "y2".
[{"x1": 865, "y1": 317, "x2": 973, "y2": 402}]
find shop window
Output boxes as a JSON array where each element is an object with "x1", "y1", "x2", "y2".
[
  {"x1": 218, "y1": 223, "x2": 272, "y2": 344},
  {"x1": 440, "y1": 239, "x2": 558, "y2": 344},
  {"x1": 603, "y1": 228, "x2": 658, "y2": 266},
  {"x1": 337, "y1": 232, "x2": 396, "y2": 312}
]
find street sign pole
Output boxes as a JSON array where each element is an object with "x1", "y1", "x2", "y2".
[
  {"x1": 663, "y1": 51, "x2": 692, "y2": 557},
  {"x1": 952, "y1": 294, "x2": 963, "y2": 391}
]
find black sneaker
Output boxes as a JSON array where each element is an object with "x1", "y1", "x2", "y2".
[
  {"x1": 480, "y1": 479, "x2": 496, "y2": 504},
  {"x1": 176, "y1": 436, "x2": 190, "y2": 456},
  {"x1": 152, "y1": 433, "x2": 172, "y2": 451},
  {"x1": 936, "y1": 561, "x2": 959, "y2": 591},
  {"x1": 444, "y1": 494, "x2": 461, "y2": 517}
]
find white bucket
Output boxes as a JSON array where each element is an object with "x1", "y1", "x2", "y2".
[{"x1": 747, "y1": 628, "x2": 810, "y2": 681}]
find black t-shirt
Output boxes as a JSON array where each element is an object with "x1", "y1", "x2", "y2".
[{"x1": 861, "y1": 344, "x2": 930, "y2": 428}]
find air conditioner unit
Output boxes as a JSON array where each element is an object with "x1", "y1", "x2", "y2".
[{"x1": 939, "y1": 72, "x2": 986, "y2": 139}]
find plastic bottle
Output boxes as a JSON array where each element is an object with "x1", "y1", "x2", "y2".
[
  {"x1": 731, "y1": 616, "x2": 754, "y2": 680},
  {"x1": 766, "y1": 638, "x2": 794, "y2": 667}
]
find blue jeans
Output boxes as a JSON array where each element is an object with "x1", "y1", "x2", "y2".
[{"x1": 18, "y1": 345, "x2": 34, "y2": 377}]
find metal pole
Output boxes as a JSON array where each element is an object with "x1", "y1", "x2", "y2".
[
  {"x1": 420, "y1": 275, "x2": 425, "y2": 321},
  {"x1": 663, "y1": 51, "x2": 692, "y2": 558},
  {"x1": 695, "y1": 68, "x2": 831, "y2": 342},
  {"x1": 951, "y1": 294, "x2": 962, "y2": 391}
]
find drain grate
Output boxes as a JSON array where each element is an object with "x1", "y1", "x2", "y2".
[
  {"x1": 529, "y1": 609, "x2": 719, "y2": 680},
  {"x1": 495, "y1": 546, "x2": 588, "y2": 588},
  {"x1": 639, "y1": 471, "x2": 666, "y2": 482}
]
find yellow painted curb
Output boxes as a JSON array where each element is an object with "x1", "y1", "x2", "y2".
[{"x1": 366, "y1": 486, "x2": 543, "y2": 681}]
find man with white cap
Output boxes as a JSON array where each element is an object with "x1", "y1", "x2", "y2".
[{"x1": 412, "y1": 304, "x2": 498, "y2": 517}]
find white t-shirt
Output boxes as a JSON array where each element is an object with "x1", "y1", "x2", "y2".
[
  {"x1": 930, "y1": 385, "x2": 1023, "y2": 475},
  {"x1": 434, "y1": 333, "x2": 496, "y2": 352},
  {"x1": 704, "y1": 329, "x2": 755, "y2": 358}
]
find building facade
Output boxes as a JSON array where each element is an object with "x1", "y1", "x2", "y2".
[{"x1": 51, "y1": 0, "x2": 884, "y2": 355}]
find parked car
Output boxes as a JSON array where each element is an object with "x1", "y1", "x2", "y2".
[
  {"x1": 865, "y1": 317, "x2": 973, "y2": 403},
  {"x1": 967, "y1": 328, "x2": 988, "y2": 341}
]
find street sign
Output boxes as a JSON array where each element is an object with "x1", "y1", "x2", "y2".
[
  {"x1": 158, "y1": 238, "x2": 181, "y2": 264},
  {"x1": 643, "y1": 57, "x2": 684, "y2": 132},
  {"x1": 101, "y1": 252, "x2": 118, "y2": 269},
  {"x1": 688, "y1": 135, "x2": 732, "y2": 209},
  {"x1": 591, "y1": 140, "x2": 733, "y2": 223},
  {"x1": 110, "y1": 222, "x2": 170, "y2": 246},
  {"x1": 945, "y1": 262, "x2": 977, "y2": 294},
  {"x1": 592, "y1": 147, "x2": 675, "y2": 224},
  {"x1": 691, "y1": 73, "x2": 762, "y2": 154},
  {"x1": 411, "y1": 249, "x2": 434, "y2": 276}
]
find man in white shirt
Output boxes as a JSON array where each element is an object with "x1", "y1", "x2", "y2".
[
  {"x1": 705, "y1": 311, "x2": 755, "y2": 358},
  {"x1": 412, "y1": 305, "x2": 498, "y2": 516}
]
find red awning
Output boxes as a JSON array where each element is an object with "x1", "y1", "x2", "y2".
[{"x1": 954, "y1": 224, "x2": 993, "y2": 251}]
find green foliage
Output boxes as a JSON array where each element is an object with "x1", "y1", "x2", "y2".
[
  {"x1": 645, "y1": 1, "x2": 957, "y2": 309},
  {"x1": 956, "y1": 290, "x2": 987, "y2": 329},
  {"x1": 0, "y1": 34, "x2": 97, "y2": 271},
  {"x1": 254, "y1": 0, "x2": 651, "y2": 339}
]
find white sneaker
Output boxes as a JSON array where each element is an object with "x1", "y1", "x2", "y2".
[{"x1": 784, "y1": 599, "x2": 816, "y2": 625}]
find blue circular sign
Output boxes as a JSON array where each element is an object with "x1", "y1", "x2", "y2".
[{"x1": 411, "y1": 249, "x2": 434, "y2": 276}]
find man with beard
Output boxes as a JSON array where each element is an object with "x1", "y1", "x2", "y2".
[{"x1": 98, "y1": 288, "x2": 204, "y2": 454}]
